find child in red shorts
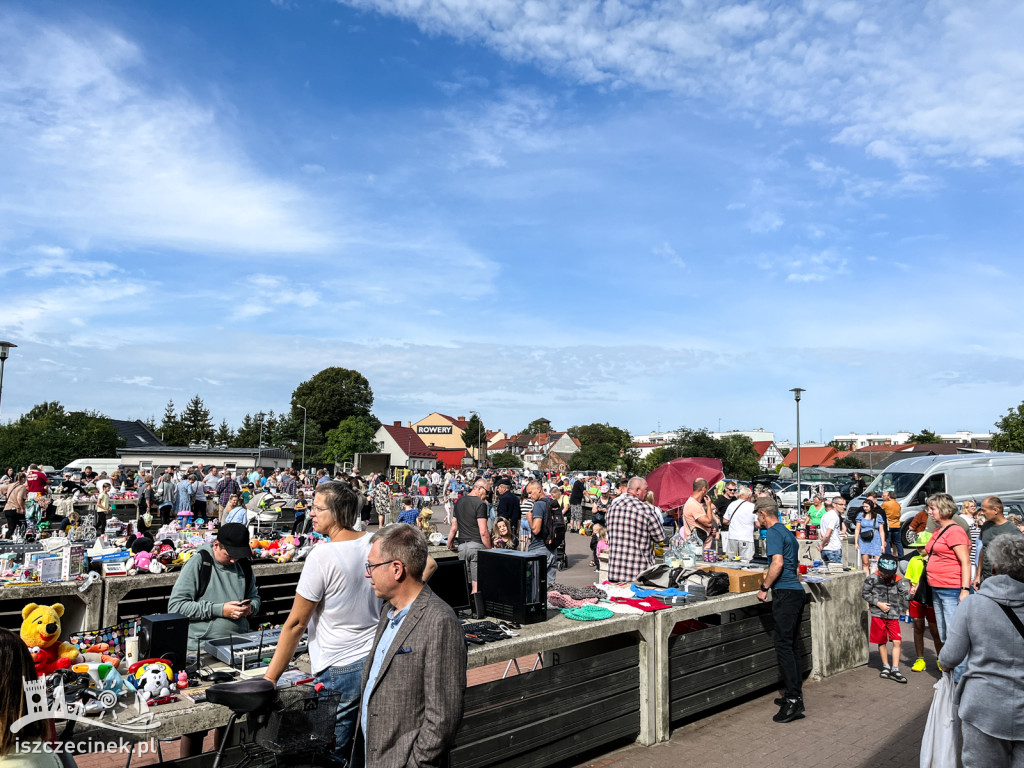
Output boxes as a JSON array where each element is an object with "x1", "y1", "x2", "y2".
[{"x1": 861, "y1": 554, "x2": 911, "y2": 683}]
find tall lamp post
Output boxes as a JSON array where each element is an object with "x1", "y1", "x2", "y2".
[
  {"x1": 297, "y1": 404, "x2": 307, "y2": 472},
  {"x1": 790, "y1": 388, "x2": 805, "y2": 508},
  {"x1": 256, "y1": 411, "x2": 266, "y2": 471},
  {"x1": 0, "y1": 341, "x2": 17, "y2": 417}
]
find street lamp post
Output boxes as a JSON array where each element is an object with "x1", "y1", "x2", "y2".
[
  {"x1": 0, "y1": 341, "x2": 18, "y2": 418},
  {"x1": 256, "y1": 412, "x2": 266, "y2": 471},
  {"x1": 297, "y1": 405, "x2": 307, "y2": 472},
  {"x1": 790, "y1": 388, "x2": 805, "y2": 508}
]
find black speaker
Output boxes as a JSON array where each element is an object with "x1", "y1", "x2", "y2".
[
  {"x1": 139, "y1": 613, "x2": 189, "y2": 672},
  {"x1": 478, "y1": 549, "x2": 548, "y2": 624}
]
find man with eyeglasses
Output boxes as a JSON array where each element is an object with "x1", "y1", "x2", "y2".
[
  {"x1": 715, "y1": 483, "x2": 739, "y2": 552},
  {"x1": 359, "y1": 524, "x2": 466, "y2": 768}
]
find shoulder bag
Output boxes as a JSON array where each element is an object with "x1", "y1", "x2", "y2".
[
  {"x1": 859, "y1": 515, "x2": 875, "y2": 543},
  {"x1": 916, "y1": 525, "x2": 953, "y2": 608}
]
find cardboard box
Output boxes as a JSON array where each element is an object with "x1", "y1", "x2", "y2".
[{"x1": 706, "y1": 565, "x2": 765, "y2": 593}]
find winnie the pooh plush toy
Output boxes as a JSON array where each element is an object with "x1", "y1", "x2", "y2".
[{"x1": 21, "y1": 603, "x2": 82, "y2": 675}]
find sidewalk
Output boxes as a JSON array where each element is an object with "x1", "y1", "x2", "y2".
[{"x1": 571, "y1": 621, "x2": 935, "y2": 768}]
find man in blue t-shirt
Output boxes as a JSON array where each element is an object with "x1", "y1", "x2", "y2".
[{"x1": 755, "y1": 496, "x2": 806, "y2": 724}]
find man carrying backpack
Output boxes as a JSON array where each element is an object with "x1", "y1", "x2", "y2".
[
  {"x1": 526, "y1": 479, "x2": 565, "y2": 585},
  {"x1": 168, "y1": 522, "x2": 260, "y2": 755}
]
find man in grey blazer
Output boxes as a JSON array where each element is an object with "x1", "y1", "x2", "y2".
[{"x1": 357, "y1": 523, "x2": 467, "y2": 767}]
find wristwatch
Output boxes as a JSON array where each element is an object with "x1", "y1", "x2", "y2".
[{"x1": 758, "y1": 584, "x2": 768, "y2": 592}]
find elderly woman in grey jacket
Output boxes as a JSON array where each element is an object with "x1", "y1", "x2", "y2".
[{"x1": 939, "y1": 534, "x2": 1024, "y2": 767}]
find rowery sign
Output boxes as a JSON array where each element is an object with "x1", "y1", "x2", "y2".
[{"x1": 417, "y1": 425, "x2": 454, "y2": 435}]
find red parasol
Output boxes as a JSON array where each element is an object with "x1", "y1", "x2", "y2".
[{"x1": 646, "y1": 457, "x2": 725, "y2": 512}]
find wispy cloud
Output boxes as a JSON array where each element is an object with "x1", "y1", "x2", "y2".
[
  {"x1": 0, "y1": 11, "x2": 332, "y2": 254},
  {"x1": 341, "y1": 0, "x2": 1024, "y2": 166}
]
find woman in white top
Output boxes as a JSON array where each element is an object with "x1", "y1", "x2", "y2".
[
  {"x1": 264, "y1": 482, "x2": 377, "y2": 760},
  {"x1": 264, "y1": 484, "x2": 437, "y2": 761}
]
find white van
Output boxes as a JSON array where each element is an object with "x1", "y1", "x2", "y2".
[
  {"x1": 850, "y1": 453, "x2": 1024, "y2": 546},
  {"x1": 60, "y1": 458, "x2": 124, "y2": 477}
]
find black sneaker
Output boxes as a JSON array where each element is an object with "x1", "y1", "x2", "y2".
[
  {"x1": 879, "y1": 668, "x2": 891, "y2": 679},
  {"x1": 773, "y1": 698, "x2": 805, "y2": 723},
  {"x1": 889, "y1": 669, "x2": 908, "y2": 684}
]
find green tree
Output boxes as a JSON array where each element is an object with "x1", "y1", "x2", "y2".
[
  {"x1": 831, "y1": 454, "x2": 867, "y2": 469},
  {"x1": 992, "y1": 402, "x2": 1024, "y2": 453},
  {"x1": 489, "y1": 451, "x2": 523, "y2": 469},
  {"x1": 521, "y1": 418, "x2": 552, "y2": 436},
  {"x1": 214, "y1": 419, "x2": 235, "y2": 444},
  {"x1": 718, "y1": 435, "x2": 761, "y2": 480},
  {"x1": 569, "y1": 423, "x2": 632, "y2": 451},
  {"x1": 828, "y1": 439, "x2": 852, "y2": 451},
  {"x1": 233, "y1": 413, "x2": 261, "y2": 448},
  {"x1": 909, "y1": 429, "x2": 941, "y2": 444},
  {"x1": 463, "y1": 413, "x2": 485, "y2": 459},
  {"x1": 180, "y1": 395, "x2": 214, "y2": 444},
  {"x1": 291, "y1": 367, "x2": 374, "y2": 436},
  {"x1": 0, "y1": 402, "x2": 123, "y2": 470},
  {"x1": 321, "y1": 416, "x2": 379, "y2": 466},
  {"x1": 158, "y1": 400, "x2": 187, "y2": 445},
  {"x1": 568, "y1": 443, "x2": 620, "y2": 472},
  {"x1": 639, "y1": 427, "x2": 760, "y2": 480}
]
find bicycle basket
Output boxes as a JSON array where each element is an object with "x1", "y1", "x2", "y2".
[{"x1": 254, "y1": 692, "x2": 340, "y2": 753}]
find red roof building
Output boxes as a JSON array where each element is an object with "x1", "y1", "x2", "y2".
[{"x1": 781, "y1": 446, "x2": 839, "y2": 468}]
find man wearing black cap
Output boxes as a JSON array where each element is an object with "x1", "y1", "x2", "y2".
[
  {"x1": 169, "y1": 522, "x2": 261, "y2": 755},
  {"x1": 495, "y1": 477, "x2": 521, "y2": 544}
]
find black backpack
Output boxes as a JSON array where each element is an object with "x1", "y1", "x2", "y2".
[
  {"x1": 197, "y1": 548, "x2": 254, "y2": 600},
  {"x1": 541, "y1": 498, "x2": 567, "y2": 551}
]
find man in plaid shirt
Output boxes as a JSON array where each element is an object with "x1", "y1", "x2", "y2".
[{"x1": 606, "y1": 477, "x2": 665, "y2": 582}]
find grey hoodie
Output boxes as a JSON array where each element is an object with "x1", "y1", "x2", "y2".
[{"x1": 939, "y1": 574, "x2": 1024, "y2": 741}]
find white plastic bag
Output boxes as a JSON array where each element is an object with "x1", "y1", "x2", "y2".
[{"x1": 920, "y1": 673, "x2": 960, "y2": 768}]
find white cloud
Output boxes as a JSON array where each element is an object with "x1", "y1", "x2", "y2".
[
  {"x1": 340, "y1": 0, "x2": 1024, "y2": 165},
  {"x1": 20, "y1": 246, "x2": 119, "y2": 278},
  {"x1": 0, "y1": 12, "x2": 332, "y2": 255},
  {"x1": 231, "y1": 274, "x2": 321, "y2": 320},
  {"x1": 653, "y1": 241, "x2": 685, "y2": 268}
]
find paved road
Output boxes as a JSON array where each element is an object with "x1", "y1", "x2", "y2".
[{"x1": 571, "y1": 620, "x2": 935, "y2": 768}]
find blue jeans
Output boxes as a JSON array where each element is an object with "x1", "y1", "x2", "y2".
[
  {"x1": 821, "y1": 549, "x2": 843, "y2": 564},
  {"x1": 932, "y1": 587, "x2": 967, "y2": 683},
  {"x1": 887, "y1": 529, "x2": 904, "y2": 558},
  {"x1": 315, "y1": 657, "x2": 367, "y2": 763}
]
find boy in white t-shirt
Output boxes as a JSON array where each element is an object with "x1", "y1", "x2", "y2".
[{"x1": 818, "y1": 498, "x2": 845, "y2": 564}]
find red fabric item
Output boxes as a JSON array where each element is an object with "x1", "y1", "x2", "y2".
[
  {"x1": 869, "y1": 616, "x2": 901, "y2": 644},
  {"x1": 610, "y1": 596, "x2": 671, "y2": 612},
  {"x1": 646, "y1": 457, "x2": 725, "y2": 512}
]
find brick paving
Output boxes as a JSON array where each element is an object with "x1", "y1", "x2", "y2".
[{"x1": 571, "y1": 620, "x2": 937, "y2": 768}]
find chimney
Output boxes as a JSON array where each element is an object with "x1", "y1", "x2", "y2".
[
  {"x1": 393, "y1": 421, "x2": 401, "y2": 427},
  {"x1": 458, "y1": 416, "x2": 465, "y2": 421}
]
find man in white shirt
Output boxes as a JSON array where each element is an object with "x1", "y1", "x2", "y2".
[
  {"x1": 817, "y1": 497, "x2": 845, "y2": 564},
  {"x1": 723, "y1": 486, "x2": 757, "y2": 560}
]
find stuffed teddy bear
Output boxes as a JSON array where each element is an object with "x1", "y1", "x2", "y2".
[
  {"x1": 136, "y1": 662, "x2": 176, "y2": 702},
  {"x1": 21, "y1": 603, "x2": 82, "y2": 675}
]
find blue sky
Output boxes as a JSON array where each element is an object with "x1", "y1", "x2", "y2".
[{"x1": 2, "y1": 0, "x2": 1024, "y2": 443}]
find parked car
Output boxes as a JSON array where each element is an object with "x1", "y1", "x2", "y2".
[{"x1": 776, "y1": 482, "x2": 842, "y2": 507}]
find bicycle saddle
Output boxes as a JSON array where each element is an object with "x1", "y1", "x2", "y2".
[{"x1": 206, "y1": 678, "x2": 277, "y2": 714}]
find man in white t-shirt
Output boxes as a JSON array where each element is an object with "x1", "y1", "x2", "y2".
[
  {"x1": 818, "y1": 497, "x2": 845, "y2": 564},
  {"x1": 723, "y1": 486, "x2": 757, "y2": 560}
]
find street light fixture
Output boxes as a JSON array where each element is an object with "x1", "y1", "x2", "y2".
[
  {"x1": 0, "y1": 341, "x2": 17, "y2": 418},
  {"x1": 297, "y1": 404, "x2": 307, "y2": 472},
  {"x1": 256, "y1": 411, "x2": 266, "y2": 471},
  {"x1": 790, "y1": 388, "x2": 805, "y2": 508}
]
